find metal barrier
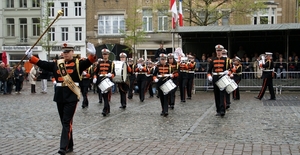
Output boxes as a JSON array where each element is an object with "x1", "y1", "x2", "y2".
[{"x1": 193, "y1": 71, "x2": 300, "y2": 93}]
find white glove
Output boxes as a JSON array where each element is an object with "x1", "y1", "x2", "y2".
[
  {"x1": 208, "y1": 76, "x2": 213, "y2": 82},
  {"x1": 82, "y1": 71, "x2": 87, "y2": 75},
  {"x1": 139, "y1": 66, "x2": 143, "y2": 70},
  {"x1": 137, "y1": 63, "x2": 142, "y2": 68},
  {"x1": 220, "y1": 88, "x2": 225, "y2": 91},
  {"x1": 86, "y1": 42, "x2": 96, "y2": 55},
  {"x1": 25, "y1": 49, "x2": 33, "y2": 59},
  {"x1": 154, "y1": 78, "x2": 158, "y2": 82},
  {"x1": 170, "y1": 74, "x2": 173, "y2": 78},
  {"x1": 107, "y1": 73, "x2": 112, "y2": 77},
  {"x1": 224, "y1": 70, "x2": 229, "y2": 75},
  {"x1": 230, "y1": 74, "x2": 234, "y2": 78},
  {"x1": 53, "y1": 81, "x2": 57, "y2": 85},
  {"x1": 93, "y1": 78, "x2": 97, "y2": 84}
]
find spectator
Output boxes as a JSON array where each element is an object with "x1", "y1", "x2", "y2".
[
  {"x1": 236, "y1": 46, "x2": 246, "y2": 59},
  {"x1": 39, "y1": 68, "x2": 49, "y2": 94},
  {"x1": 154, "y1": 44, "x2": 167, "y2": 61},
  {"x1": 6, "y1": 64, "x2": 14, "y2": 94},
  {"x1": 0, "y1": 62, "x2": 9, "y2": 94},
  {"x1": 242, "y1": 57, "x2": 253, "y2": 79},
  {"x1": 287, "y1": 56, "x2": 296, "y2": 78},
  {"x1": 275, "y1": 57, "x2": 287, "y2": 78},
  {"x1": 14, "y1": 65, "x2": 25, "y2": 94}
]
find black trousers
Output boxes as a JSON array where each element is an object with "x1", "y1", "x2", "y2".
[
  {"x1": 179, "y1": 78, "x2": 188, "y2": 101},
  {"x1": 257, "y1": 77, "x2": 275, "y2": 99},
  {"x1": 158, "y1": 86, "x2": 169, "y2": 114},
  {"x1": 213, "y1": 75, "x2": 226, "y2": 114},
  {"x1": 97, "y1": 86, "x2": 103, "y2": 102},
  {"x1": 81, "y1": 85, "x2": 89, "y2": 106},
  {"x1": 31, "y1": 84, "x2": 36, "y2": 93},
  {"x1": 168, "y1": 78, "x2": 178, "y2": 106},
  {"x1": 128, "y1": 77, "x2": 135, "y2": 99},
  {"x1": 56, "y1": 101, "x2": 77, "y2": 151},
  {"x1": 233, "y1": 75, "x2": 241, "y2": 99},
  {"x1": 137, "y1": 79, "x2": 147, "y2": 101},
  {"x1": 186, "y1": 73, "x2": 194, "y2": 98},
  {"x1": 102, "y1": 92, "x2": 110, "y2": 114},
  {"x1": 118, "y1": 83, "x2": 128, "y2": 107}
]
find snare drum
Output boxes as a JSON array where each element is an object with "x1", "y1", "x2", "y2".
[
  {"x1": 98, "y1": 78, "x2": 114, "y2": 92},
  {"x1": 225, "y1": 80, "x2": 238, "y2": 94},
  {"x1": 215, "y1": 74, "x2": 231, "y2": 90},
  {"x1": 159, "y1": 79, "x2": 176, "y2": 95},
  {"x1": 113, "y1": 61, "x2": 127, "y2": 83}
]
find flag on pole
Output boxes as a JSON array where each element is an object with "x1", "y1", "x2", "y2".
[
  {"x1": 178, "y1": 0, "x2": 183, "y2": 27},
  {"x1": 170, "y1": 0, "x2": 178, "y2": 29}
]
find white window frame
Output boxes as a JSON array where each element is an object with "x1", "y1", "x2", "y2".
[
  {"x1": 19, "y1": 0, "x2": 27, "y2": 8},
  {"x1": 75, "y1": 27, "x2": 82, "y2": 41},
  {"x1": 74, "y1": 2, "x2": 82, "y2": 16},
  {"x1": 142, "y1": 9, "x2": 153, "y2": 32},
  {"x1": 32, "y1": 18, "x2": 40, "y2": 36},
  {"x1": 48, "y1": 27, "x2": 55, "y2": 41},
  {"x1": 157, "y1": 10, "x2": 168, "y2": 31},
  {"x1": 6, "y1": 0, "x2": 14, "y2": 8},
  {"x1": 253, "y1": 7, "x2": 277, "y2": 25},
  {"x1": 221, "y1": 10, "x2": 230, "y2": 26},
  {"x1": 61, "y1": 2, "x2": 68, "y2": 16},
  {"x1": 61, "y1": 27, "x2": 68, "y2": 41},
  {"x1": 32, "y1": 0, "x2": 40, "y2": 7},
  {"x1": 48, "y1": 2, "x2": 54, "y2": 17},
  {"x1": 20, "y1": 18, "x2": 28, "y2": 42},
  {"x1": 98, "y1": 15, "x2": 125, "y2": 35},
  {"x1": 7, "y1": 18, "x2": 15, "y2": 36}
]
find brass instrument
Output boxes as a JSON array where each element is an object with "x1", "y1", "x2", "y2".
[{"x1": 7, "y1": 10, "x2": 64, "y2": 80}]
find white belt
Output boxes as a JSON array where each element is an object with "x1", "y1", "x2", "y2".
[
  {"x1": 137, "y1": 72, "x2": 147, "y2": 74},
  {"x1": 99, "y1": 74, "x2": 109, "y2": 77},
  {"x1": 180, "y1": 70, "x2": 188, "y2": 72},
  {"x1": 157, "y1": 74, "x2": 171, "y2": 77},
  {"x1": 56, "y1": 82, "x2": 79, "y2": 87},
  {"x1": 188, "y1": 71, "x2": 195, "y2": 73},
  {"x1": 212, "y1": 72, "x2": 224, "y2": 75},
  {"x1": 264, "y1": 70, "x2": 274, "y2": 72}
]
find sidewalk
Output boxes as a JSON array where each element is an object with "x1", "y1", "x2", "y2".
[{"x1": 0, "y1": 82, "x2": 299, "y2": 155}]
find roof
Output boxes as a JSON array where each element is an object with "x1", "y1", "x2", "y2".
[{"x1": 176, "y1": 23, "x2": 300, "y2": 33}]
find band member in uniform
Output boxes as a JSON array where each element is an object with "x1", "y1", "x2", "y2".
[
  {"x1": 153, "y1": 54, "x2": 177, "y2": 116},
  {"x1": 167, "y1": 53, "x2": 179, "y2": 109},
  {"x1": 178, "y1": 55, "x2": 189, "y2": 102},
  {"x1": 255, "y1": 52, "x2": 276, "y2": 100},
  {"x1": 127, "y1": 58, "x2": 135, "y2": 99},
  {"x1": 232, "y1": 57, "x2": 242, "y2": 100},
  {"x1": 118, "y1": 52, "x2": 132, "y2": 109},
  {"x1": 93, "y1": 49, "x2": 115, "y2": 116},
  {"x1": 207, "y1": 44, "x2": 231, "y2": 117},
  {"x1": 146, "y1": 61, "x2": 154, "y2": 98},
  {"x1": 134, "y1": 58, "x2": 148, "y2": 102},
  {"x1": 25, "y1": 42, "x2": 96, "y2": 155},
  {"x1": 222, "y1": 49, "x2": 232, "y2": 109},
  {"x1": 80, "y1": 58, "x2": 92, "y2": 108},
  {"x1": 186, "y1": 54, "x2": 196, "y2": 100}
]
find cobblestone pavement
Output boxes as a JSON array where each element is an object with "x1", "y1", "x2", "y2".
[{"x1": 0, "y1": 82, "x2": 300, "y2": 155}]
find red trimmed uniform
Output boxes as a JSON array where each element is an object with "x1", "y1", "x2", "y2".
[
  {"x1": 186, "y1": 61, "x2": 196, "y2": 99},
  {"x1": 134, "y1": 63, "x2": 148, "y2": 102},
  {"x1": 257, "y1": 59, "x2": 276, "y2": 100},
  {"x1": 232, "y1": 64, "x2": 242, "y2": 100},
  {"x1": 118, "y1": 62, "x2": 132, "y2": 108},
  {"x1": 29, "y1": 55, "x2": 96, "y2": 153},
  {"x1": 168, "y1": 61, "x2": 179, "y2": 108},
  {"x1": 178, "y1": 62, "x2": 189, "y2": 102}
]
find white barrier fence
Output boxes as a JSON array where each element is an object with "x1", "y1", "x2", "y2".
[{"x1": 193, "y1": 71, "x2": 300, "y2": 94}]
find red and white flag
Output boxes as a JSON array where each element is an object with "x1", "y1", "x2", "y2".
[
  {"x1": 170, "y1": 0, "x2": 178, "y2": 29},
  {"x1": 178, "y1": 0, "x2": 183, "y2": 26}
]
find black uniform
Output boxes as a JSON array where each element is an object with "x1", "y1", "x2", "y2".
[
  {"x1": 225, "y1": 57, "x2": 232, "y2": 109},
  {"x1": 232, "y1": 64, "x2": 242, "y2": 100},
  {"x1": 118, "y1": 62, "x2": 131, "y2": 108},
  {"x1": 207, "y1": 57, "x2": 231, "y2": 116},
  {"x1": 94, "y1": 60, "x2": 115, "y2": 116},
  {"x1": 127, "y1": 64, "x2": 135, "y2": 99},
  {"x1": 29, "y1": 55, "x2": 95, "y2": 153},
  {"x1": 256, "y1": 59, "x2": 276, "y2": 100},
  {"x1": 178, "y1": 62, "x2": 189, "y2": 102},
  {"x1": 146, "y1": 66, "x2": 155, "y2": 97},
  {"x1": 168, "y1": 61, "x2": 179, "y2": 108},
  {"x1": 134, "y1": 64, "x2": 148, "y2": 102},
  {"x1": 153, "y1": 64, "x2": 172, "y2": 116},
  {"x1": 80, "y1": 67, "x2": 91, "y2": 108},
  {"x1": 186, "y1": 61, "x2": 196, "y2": 99}
]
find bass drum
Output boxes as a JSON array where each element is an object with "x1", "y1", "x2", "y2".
[{"x1": 113, "y1": 61, "x2": 127, "y2": 83}]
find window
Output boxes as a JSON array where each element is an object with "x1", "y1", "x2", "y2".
[
  {"x1": 198, "y1": 11, "x2": 218, "y2": 26},
  {"x1": 74, "y1": 2, "x2": 82, "y2": 16},
  {"x1": 157, "y1": 10, "x2": 168, "y2": 31},
  {"x1": 98, "y1": 15, "x2": 125, "y2": 35},
  {"x1": 61, "y1": 27, "x2": 68, "y2": 41},
  {"x1": 61, "y1": 2, "x2": 68, "y2": 16},
  {"x1": 142, "y1": 9, "x2": 153, "y2": 32},
  {"x1": 32, "y1": 18, "x2": 40, "y2": 36},
  {"x1": 19, "y1": 18, "x2": 28, "y2": 42},
  {"x1": 20, "y1": 0, "x2": 27, "y2": 8},
  {"x1": 48, "y1": 27, "x2": 55, "y2": 41},
  {"x1": 6, "y1": 0, "x2": 14, "y2": 8},
  {"x1": 48, "y1": 2, "x2": 54, "y2": 17},
  {"x1": 75, "y1": 27, "x2": 82, "y2": 41},
  {"x1": 32, "y1": 0, "x2": 40, "y2": 7},
  {"x1": 7, "y1": 18, "x2": 15, "y2": 36},
  {"x1": 253, "y1": 7, "x2": 276, "y2": 25},
  {"x1": 221, "y1": 11, "x2": 230, "y2": 25}
]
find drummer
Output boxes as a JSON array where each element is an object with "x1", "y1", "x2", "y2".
[
  {"x1": 167, "y1": 53, "x2": 179, "y2": 109},
  {"x1": 127, "y1": 58, "x2": 135, "y2": 99},
  {"x1": 207, "y1": 44, "x2": 232, "y2": 117},
  {"x1": 153, "y1": 53, "x2": 177, "y2": 116},
  {"x1": 134, "y1": 58, "x2": 148, "y2": 102},
  {"x1": 118, "y1": 52, "x2": 132, "y2": 109},
  {"x1": 93, "y1": 49, "x2": 115, "y2": 116},
  {"x1": 222, "y1": 49, "x2": 232, "y2": 109},
  {"x1": 231, "y1": 56, "x2": 242, "y2": 100}
]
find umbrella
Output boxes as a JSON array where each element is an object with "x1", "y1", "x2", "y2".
[{"x1": 1, "y1": 51, "x2": 7, "y2": 65}]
